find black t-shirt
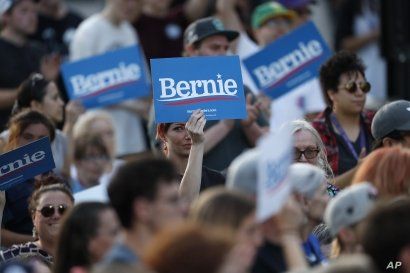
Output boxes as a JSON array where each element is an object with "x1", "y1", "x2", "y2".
[
  {"x1": 30, "y1": 11, "x2": 83, "y2": 57},
  {"x1": 200, "y1": 166, "x2": 225, "y2": 191},
  {"x1": 0, "y1": 38, "x2": 45, "y2": 130},
  {"x1": 178, "y1": 166, "x2": 225, "y2": 192},
  {"x1": 203, "y1": 87, "x2": 269, "y2": 171},
  {"x1": 133, "y1": 6, "x2": 189, "y2": 61},
  {"x1": 336, "y1": 127, "x2": 372, "y2": 174}
]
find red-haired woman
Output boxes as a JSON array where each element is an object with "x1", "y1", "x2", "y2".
[
  {"x1": 352, "y1": 146, "x2": 410, "y2": 197},
  {"x1": 156, "y1": 110, "x2": 225, "y2": 203}
]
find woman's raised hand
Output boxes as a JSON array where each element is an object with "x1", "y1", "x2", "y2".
[{"x1": 185, "y1": 109, "x2": 206, "y2": 145}]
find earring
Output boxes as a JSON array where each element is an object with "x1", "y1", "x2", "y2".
[{"x1": 32, "y1": 226, "x2": 37, "y2": 238}]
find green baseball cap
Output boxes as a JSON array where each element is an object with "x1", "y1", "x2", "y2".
[{"x1": 251, "y1": 1, "x2": 296, "y2": 29}]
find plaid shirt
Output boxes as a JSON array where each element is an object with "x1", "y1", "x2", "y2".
[{"x1": 312, "y1": 107, "x2": 375, "y2": 175}]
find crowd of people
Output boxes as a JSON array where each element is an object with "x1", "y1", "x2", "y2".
[{"x1": 0, "y1": 0, "x2": 409, "y2": 273}]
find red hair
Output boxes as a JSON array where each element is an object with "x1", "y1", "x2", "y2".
[{"x1": 352, "y1": 147, "x2": 410, "y2": 197}]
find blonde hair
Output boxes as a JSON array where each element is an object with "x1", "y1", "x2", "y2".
[
  {"x1": 290, "y1": 119, "x2": 334, "y2": 180},
  {"x1": 73, "y1": 110, "x2": 114, "y2": 139}
]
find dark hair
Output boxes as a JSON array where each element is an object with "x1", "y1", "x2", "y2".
[
  {"x1": 13, "y1": 73, "x2": 50, "y2": 115},
  {"x1": 108, "y1": 156, "x2": 179, "y2": 229},
  {"x1": 319, "y1": 51, "x2": 366, "y2": 107},
  {"x1": 73, "y1": 134, "x2": 109, "y2": 161},
  {"x1": 53, "y1": 202, "x2": 112, "y2": 273},
  {"x1": 28, "y1": 175, "x2": 74, "y2": 215},
  {"x1": 362, "y1": 198, "x2": 410, "y2": 273},
  {"x1": 5, "y1": 109, "x2": 55, "y2": 151},
  {"x1": 372, "y1": 130, "x2": 410, "y2": 151}
]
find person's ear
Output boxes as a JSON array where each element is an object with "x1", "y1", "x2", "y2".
[
  {"x1": 30, "y1": 100, "x2": 42, "y2": 111},
  {"x1": 184, "y1": 44, "x2": 197, "y2": 56},
  {"x1": 382, "y1": 137, "x2": 398, "y2": 147},
  {"x1": 133, "y1": 198, "x2": 152, "y2": 225},
  {"x1": 327, "y1": 89, "x2": 337, "y2": 104}
]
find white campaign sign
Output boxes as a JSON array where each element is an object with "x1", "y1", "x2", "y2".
[{"x1": 256, "y1": 126, "x2": 294, "y2": 222}]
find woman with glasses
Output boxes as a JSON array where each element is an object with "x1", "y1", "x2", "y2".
[
  {"x1": 312, "y1": 51, "x2": 375, "y2": 176},
  {"x1": 290, "y1": 120, "x2": 338, "y2": 197},
  {"x1": 0, "y1": 175, "x2": 74, "y2": 264},
  {"x1": 70, "y1": 134, "x2": 110, "y2": 193}
]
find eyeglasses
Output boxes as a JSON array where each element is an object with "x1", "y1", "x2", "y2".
[
  {"x1": 338, "y1": 81, "x2": 371, "y2": 94},
  {"x1": 37, "y1": 205, "x2": 68, "y2": 218},
  {"x1": 82, "y1": 155, "x2": 110, "y2": 162},
  {"x1": 294, "y1": 148, "x2": 319, "y2": 160}
]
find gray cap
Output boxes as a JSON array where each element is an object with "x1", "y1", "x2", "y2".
[
  {"x1": 324, "y1": 182, "x2": 377, "y2": 236},
  {"x1": 227, "y1": 153, "x2": 326, "y2": 199},
  {"x1": 371, "y1": 100, "x2": 410, "y2": 140},
  {"x1": 226, "y1": 148, "x2": 259, "y2": 197},
  {"x1": 289, "y1": 163, "x2": 326, "y2": 199},
  {"x1": 184, "y1": 17, "x2": 239, "y2": 46}
]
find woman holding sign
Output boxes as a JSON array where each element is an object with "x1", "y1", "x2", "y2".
[
  {"x1": 1, "y1": 110, "x2": 56, "y2": 247},
  {"x1": 156, "y1": 110, "x2": 225, "y2": 204},
  {"x1": 1, "y1": 73, "x2": 84, "y2": 177}
]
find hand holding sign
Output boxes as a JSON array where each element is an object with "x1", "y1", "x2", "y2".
[
  {"x1": 241, "y1": 93, "x2": 261, "y2": 127},
  {"x1": 186, "y1": 110, "x2": 206, "y2": 145}
]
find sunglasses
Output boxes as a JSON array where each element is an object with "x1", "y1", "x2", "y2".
[
  {"x1": 294, "y1": 148, "x2": 319, "y2": 160},
  {"x1": 338, "y1": 81, "x2": 371, "y2": 94},
  {"x1": 37, "y1": 205, "x2": 68, "y2": 218}
]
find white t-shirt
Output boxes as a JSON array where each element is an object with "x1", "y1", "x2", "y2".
[
  {"x1": 236, "y1": 32, "x2": 326, "y2": 129},
  {"x1": 70, "y1": 14, "x2": 147, "y2": 156}
]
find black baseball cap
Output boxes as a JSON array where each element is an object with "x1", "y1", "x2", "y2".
[
  {"x1": 371, "y1": 100, "x2": 410, "y2": 140},
  {"x1": 184, "y1": 17, "x2": 239, "y2": 46}
]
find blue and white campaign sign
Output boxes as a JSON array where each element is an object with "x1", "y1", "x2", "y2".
[
  {"x1": 61, "y1": 45, "x2": 151, "y2": 109},
  {"x1": 151, "y1": 56, "x2": 247, "y2": 123},
  {"x1": 243, "y1": 21, "x2": 332, "y2": 100},
  {"x1": 257, "y1": 126, "x2": 293, "y2": 222},
  {"x1": 0, "y1": 137, "x2": 55, "y2": 191}
]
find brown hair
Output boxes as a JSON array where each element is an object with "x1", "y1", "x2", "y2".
[
  {"x1": 155, "y1": 123, "x2": 173, "y2": 154},
  {"x1": 28, "y1": 175, "x2": 74, "y2": 216},
  {"x1": 5, "y1": 109, "x2": 55, "y2": 151},
  {"x1": 144, "y1": 223, "x2": 232, "y2": 273},
  {"x1": 190, "y1": 187, "x2": 255, "y2": 232},
  {"x1": 352, "y1": 147, "x2": 410, "y2": 197}
]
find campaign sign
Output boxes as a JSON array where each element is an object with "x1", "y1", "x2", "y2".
[
  {"x1": 151, "y1": 56, "x2": 247, "y2": 123},
  {"x1": 61, "y1": 45, "x2": 151, "y2": 108},
  {"x1": 0, "y1": 137, "x2": 55, "y2": 191},
  {"x1": 243, "y1": 21, "x2": 332, "y2": 99},
  {"x1": 257, "y1": 126, "x2": 293, "y2": 222}
]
